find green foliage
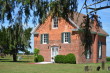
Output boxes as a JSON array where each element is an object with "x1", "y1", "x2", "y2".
[
  {"x1": 34, "y1": 48, "x2": 44, "y2": 62},
  {"x1": 24, "y1": 50, "x2": 30, "y2": 55},
  {"x1": 55, "y1": 53, "x2": 76, "y2": 64},
  {"x1": 0, "y1": 0, "x2": 78, "y2": 24},
  {"x1": 106, "y1": 57, "x2": 110, "y2": 61},
  {"x1": 64, "y1": 53, "x2": 76, "y2": 64},
  {"x1": 34, "y1": 48, "x2": 40, "y2": 56},
  {"x1": 34, "y1": 56, "x2": 38, "y2": 62},
  {"x1": 55, "y1": 55, "x2": 65, "y2": 63},
  {"x1": 34, "y1": 55, "x2": 44, "y2": 62},
  {"x1": 38, "y1": 55, "x2": 44, "y2": 62},
  {"x1": 0, "y1": 25, "x2": 32, "y2": 62}
]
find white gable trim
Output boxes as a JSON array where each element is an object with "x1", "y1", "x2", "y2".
[
  {"x1": 31, "y1": 18, "x2": 80, "y2": 34},
  {"x1": 68, "y1": 18, "x2": 79, "y2": 29},
  {"x1": 31, "y1": 24, "x2": 40, "y2": 34}
]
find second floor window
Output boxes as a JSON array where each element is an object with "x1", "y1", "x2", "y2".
[
  {"x1": 41, "y1": 34, "x2": 49, "y2": 44},
  {"x1": 52, "y1": 16, "x2": 58, "y2": 29},
  {"x1": 62, "y1": 32, "x2": 71, "y2": 43}
]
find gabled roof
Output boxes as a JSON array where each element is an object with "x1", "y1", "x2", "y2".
[
  {"x1": 69, "y1": 12, "x2": 108, "y2": 36},
  {"x1": 31, "y1": 17, "x2": 79, "y2": 34},
  {"x1": 31, "y1": 13, "x2": 109, "y2": 36}
]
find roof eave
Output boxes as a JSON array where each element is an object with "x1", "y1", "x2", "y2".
[{"x1": 31, "y1": 24, "x2": 40, "y2": 34}]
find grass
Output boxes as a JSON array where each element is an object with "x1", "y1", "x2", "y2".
[{"x1": 0, "y1": 55, "x2": 110, "y2": 73}]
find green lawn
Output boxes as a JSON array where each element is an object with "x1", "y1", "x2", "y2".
[{"x1": 0, "y1": 55, "x2": 110, "y2": 73}]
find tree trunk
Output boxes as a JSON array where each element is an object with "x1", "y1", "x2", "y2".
[{"x1": 13, "y1": 53, "x2": 17, "y2": 62}]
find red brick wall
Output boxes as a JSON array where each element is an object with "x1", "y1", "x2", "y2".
[
  {"x1": 77, "y1": 34, "x2": 106, "y2": 64},
  {"x1": 34, "y1": 16, "x2": 106, "y2": 64}
]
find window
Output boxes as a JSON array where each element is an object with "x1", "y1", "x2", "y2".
[
  {"x1": 52, "y1": 16, "x2": 58, "y2": 28},
  {"x1": 62, "y1": 32, "x2": 71, "y2": 43},
  {"x1": 41, "y1": 34, "x2": 49, "y2": 44},
  {"x1": 98, "y1": 41, "x2": 102, "y2": 59},
  {"x1": 86, "y1": 49, "x2": 91, "y2": 59}
]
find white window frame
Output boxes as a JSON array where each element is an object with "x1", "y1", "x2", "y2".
[
  {"x1": 51, "y1": 46, "x2": 59, "y2": 62},
  {"x1": 42, "y1": 34, "x2": 48, "y2": 44},
  {"x1": 98, "y1": 41, "x2": 102, "y2": 59},
  {"x1": 63, "y1": 33, "x2": 69, "y2": 43},
  {"x1": 52, "y1": 16, "x2": 58, "y2": 29},
  {"x1": 86, "y1": 50, "x2": 91, "y2": 59}
]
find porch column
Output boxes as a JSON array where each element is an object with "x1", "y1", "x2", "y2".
[{"x1": 93, "y1": 34, "x2": 98, "y2": 63}]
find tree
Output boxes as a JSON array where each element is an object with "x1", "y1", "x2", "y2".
[
  {"x1": 24, "y1": 49, "x2": 30, "y2": 55},
  {"x1": 0, "y1": 0, "x2": 109, "y2": 58},
  {"x1": 0, "y1": 24, "x2": 32, "y2": 62}
]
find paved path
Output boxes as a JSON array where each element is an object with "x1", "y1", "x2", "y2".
[{"x1": 29, "y1": 62, "x2": 53, "y2": 64}]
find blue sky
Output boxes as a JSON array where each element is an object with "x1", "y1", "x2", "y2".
[
  {"x1": 0, "y1": 1, "x2": 110, "y2": 56},
  {"x1": 77, "y1": 0, "x2": 110, "y2": 56}
]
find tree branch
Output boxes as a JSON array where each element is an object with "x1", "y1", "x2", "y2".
[
  {"x1": 83, "y1": 0, "x2": 106, "y2": 9},
  {"x1": 89, "y1": 6, "x2": 110, "y2": 13}
]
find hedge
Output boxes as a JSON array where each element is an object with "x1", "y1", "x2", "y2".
[
  {"x1": 55, "y1": 55, "x2": 65, "y2": 63},
  {"x1": 64, "y1": 53, "x2": 76, "y2": 64},
  {"x1": 106, "y1": 57, "x2": 110, "y2": 61},
  {"x1": 55, "y1": 53, "x2": 76, "y2": 64},
  {"x1": 34, "y1": 55, "x2": 44, "y2": 62}
]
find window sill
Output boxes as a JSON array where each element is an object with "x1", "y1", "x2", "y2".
[
  {"x1": 52, "y1": 28, "x2": 58, "y2": 29},
  {"x1": 42, "y1": 43, "x2": 48, "y2": 44},
  {"x1": 63, "y1": 42, "x2": 70, "y2": 44}
]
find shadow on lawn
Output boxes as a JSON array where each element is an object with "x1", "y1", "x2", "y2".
[
  {"x1": 0, "y1": 58, "x2": 32, "y2": 63},
  {"x1": 0, "y1": 59, "x2": 10, "y2": 60}
]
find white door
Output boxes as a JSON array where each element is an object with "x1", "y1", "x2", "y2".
[{"x1": 51, "y1": 46, "x2": 59, "y2": 62}]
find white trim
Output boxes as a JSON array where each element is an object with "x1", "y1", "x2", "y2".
[
  {"x1": 31, "y1": 24, "x2": 40, "y2": 34},
  {"x1": 52, "y1": 17, "x2": 58, "y2": 29},
  {"x1": 63, "y1": 33, "x2": 69, "y2": 43},
  {"x1": 42, "y1": 34, "x2": 48, "y2": 44},
  {"x1": 68, "y1": 18, "x2": 79, "y2": 29},
  {"x1": 86, "y1": 50, "x2": 90, "y2": 59},
  {"x1": 31, "y1": 18, "x2": 80, "y2": 34},
  {"x1": 98, "y1": 41, "x2": 102, "y2": 59},
  {"x1": 51, "y1": 46, "x2": 59, "y2": 62}
]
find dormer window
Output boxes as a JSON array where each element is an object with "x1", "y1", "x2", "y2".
[{"x1": 52, "y1": 16, "x2": 58, "y2": 29}]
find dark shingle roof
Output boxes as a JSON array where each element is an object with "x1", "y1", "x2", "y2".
[{"x1": 71, "y1": 12, "x2": 109, "y2": 36}]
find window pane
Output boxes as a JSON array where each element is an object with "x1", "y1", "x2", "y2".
[
  {"x1": 53, "y1": 16, "x2": 58, "y2": 28},
  {"x1": 98, "y1": 41, "x2": 102, "y2": 58},
  {"x1": 42, "y1": 34, "x2": 48, "y2": 44}
]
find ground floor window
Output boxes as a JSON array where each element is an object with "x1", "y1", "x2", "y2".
[
  {"x1": 86, "y1": 49, "x2": 91, "y2": 59},
  {"x1": 98, "y1": 41, "x2": 102, "y2": 59}
]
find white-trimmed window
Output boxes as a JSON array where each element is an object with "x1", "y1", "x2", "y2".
[
  {"x1": 98, "y1": 41, "x2": 102, "y2": 59},
  {"x1": 52, "y1": 16, "x2": 58, "y2": 29},
  {"x1": 41, "y1": 34, "x2": 49, "y2": 44},
  {"x1": 62, "y1": 32, "x2": 71, "y2": 43},
  {"x1": 86, "y1": 49, "x2": 91, "y2": 59}
]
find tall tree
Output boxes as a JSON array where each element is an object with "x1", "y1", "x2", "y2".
[
  {"x1": 0, "y1": 0, "x2": 110, "y2": 58},
  {"x1": 0, "y1": 24, "x2": 32, "y2": 62}
]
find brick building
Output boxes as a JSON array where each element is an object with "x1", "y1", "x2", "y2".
[{"x1": 31, "y1": 13, "x2": 108, "y2": 64}]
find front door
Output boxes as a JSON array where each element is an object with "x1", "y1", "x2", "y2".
[{"x1": 51, "y1": 46, "x2": 59, "y2": 62}]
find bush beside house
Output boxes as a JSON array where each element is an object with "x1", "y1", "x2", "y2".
[
  {"x1": 34, "y1": 48, "x2": 44, "y2": 62},
  {"x1": 55, "y1": 53, "x2": 76, "y2": 64},
  {"x1": 55, "y1": 55, "x2": 65, "y2": 63}
]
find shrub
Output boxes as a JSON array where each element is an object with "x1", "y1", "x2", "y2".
[
  {"x1": 34, "y1": 56, "x2": 38, "y2": 62},
  {"x1": 34, "y1": 48, "x2": 40, "y2": 62},
  {"x1": 64, "y1": 53, "x2": 76, "y2": 64},
  {"x1": 106, "y1": 57, "x2": 110, "y2": 61},
  {"x1": 55, "y1": 55, "x2": 65, "y2": 63},
  {"x1": 34, "y1": 55, "x2": 44, "y2": 62},
  {"x1": 34, "y1": 49, "x2": 40, "y2": 56},
  {"x1": 38, "y1": 55, "x2": 44, "y2": 62}
]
